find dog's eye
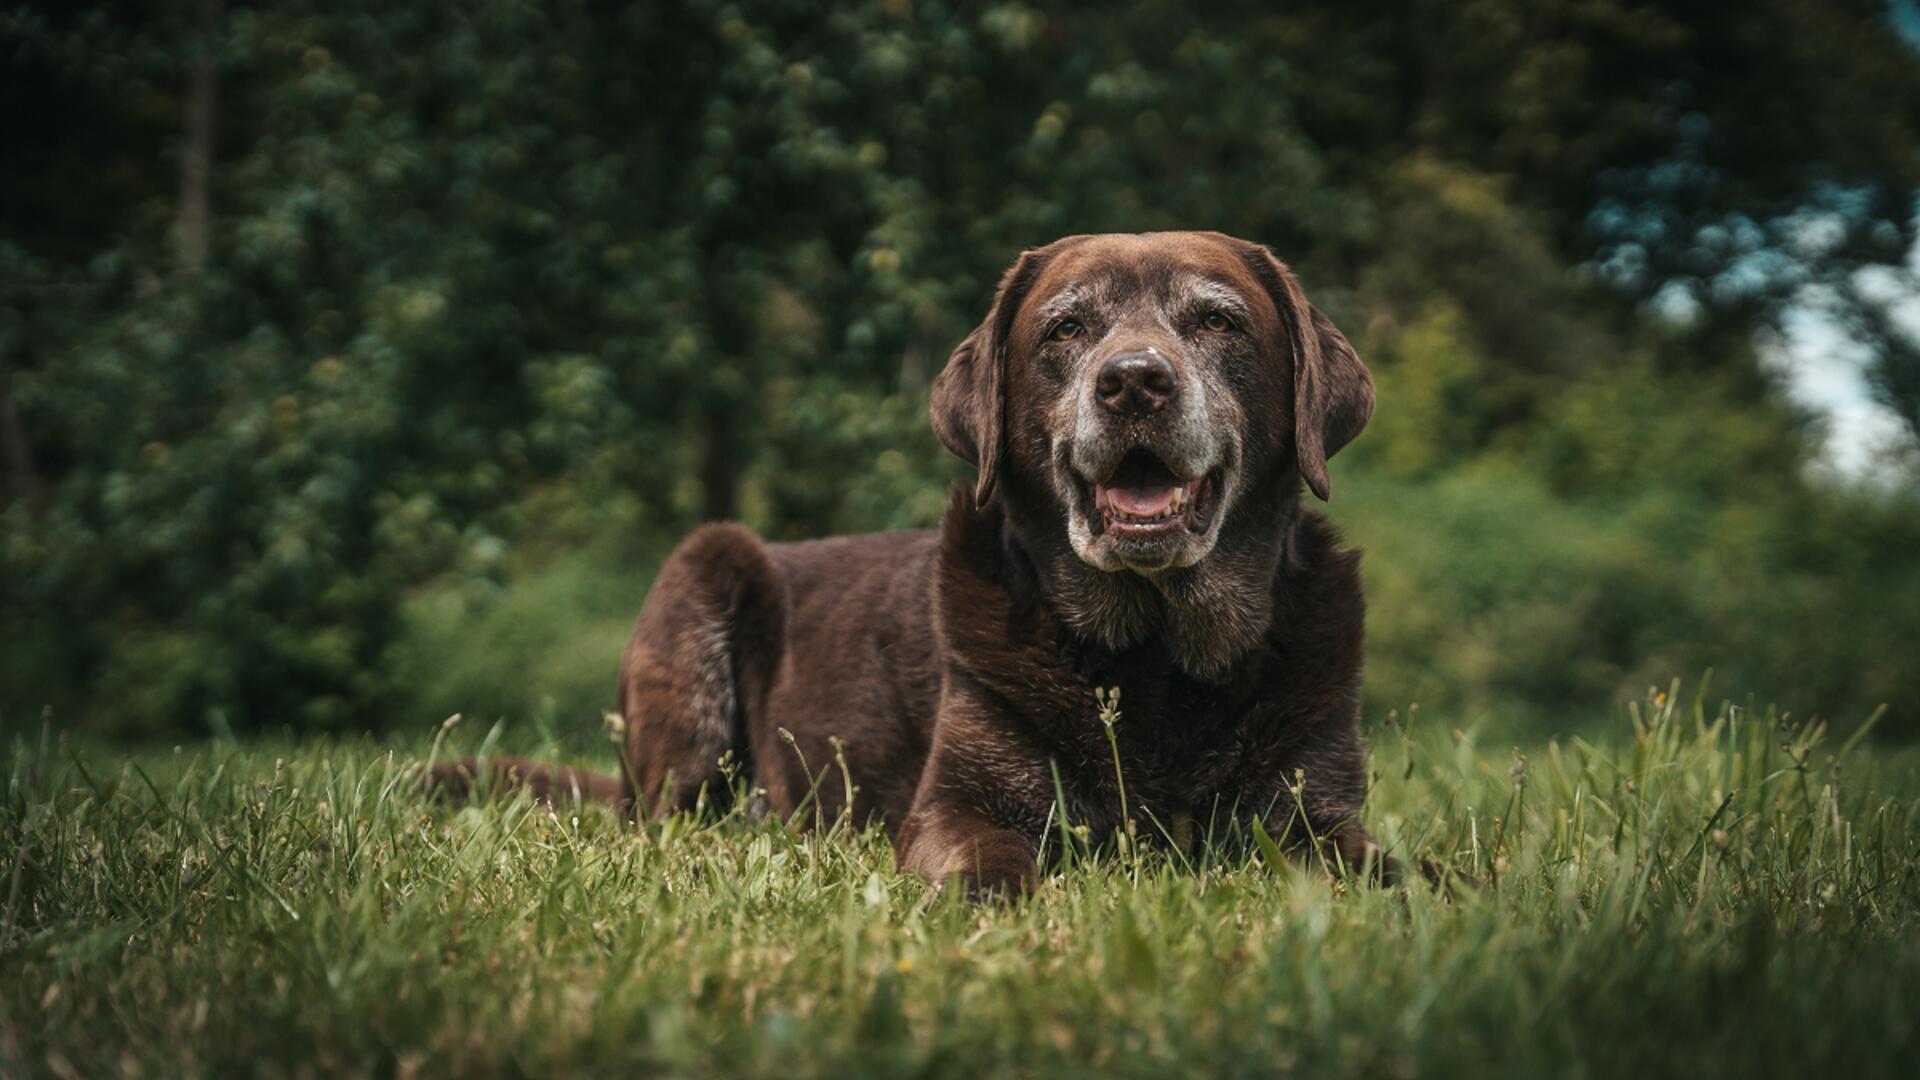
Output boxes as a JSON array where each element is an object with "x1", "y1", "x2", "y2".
[
  {"x1": 1201, "y1": 310, "x2": 1234, "y2": 333},
  {"x1": 1049, "y1": 319, "x2": 1084, "y2": 342}
]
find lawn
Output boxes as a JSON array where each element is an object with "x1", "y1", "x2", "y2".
[{"x1": 3, "y1": 685, "x2": 1916, "y2": 1078}]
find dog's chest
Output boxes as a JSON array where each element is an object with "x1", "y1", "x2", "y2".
[{"x1": 1038, "y1": 662, "x2": 1304, "y2": 834}]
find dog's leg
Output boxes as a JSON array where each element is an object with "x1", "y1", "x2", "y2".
[
  {"x1": 425, "y1": 756, "x2": 630, "y2": 813},
  {"x1": 895, "y1": 720, "x2": 1041, "y2": 898},
  {"x1": 1274, "y1": 737, "x2": 1451, "y2": 891},
  {"x1": 1318, "y1": 823, "x2": 1403, "y2": 884},
  {"x1": 1265, "y1": 719, "x2": 1441, "y2": 888},
  {"x1": 619, "y1": 523, "x2": 786, "y2": 818},
  {"x1": 897, "y1": 796, "x2": 1038, "y2": 900}
]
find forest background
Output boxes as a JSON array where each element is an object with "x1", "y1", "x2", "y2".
[{"x1": 5, "y1": 0, "x2": 1920, "y2": 744}]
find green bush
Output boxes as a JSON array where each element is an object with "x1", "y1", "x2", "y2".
[{"x1": 4, "y1": 0, "x2": 1919, "y2": 739}]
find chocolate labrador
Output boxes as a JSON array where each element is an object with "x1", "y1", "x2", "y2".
[{"x1": 437, "y1": 231, "x2": 1403, "y2": 894}]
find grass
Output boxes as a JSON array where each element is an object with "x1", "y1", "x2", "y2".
[{"x1": 2, "y1": 683, "x2": 1916, "y2": 1078}]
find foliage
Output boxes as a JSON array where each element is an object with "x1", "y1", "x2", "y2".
[
  {"x1": 389, "y1": 546, "x2": 657, "y2": 734},
  {"x1": 4, "y1": 1, "x2": 1920, "y2": 738},
  {"x1": 3, "y1": 686, "x2": 1917, "y2": 1075}
]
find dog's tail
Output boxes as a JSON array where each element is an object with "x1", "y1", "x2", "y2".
[{"x1": 426, "y1": 755, "x2": 632, "y2": 815}]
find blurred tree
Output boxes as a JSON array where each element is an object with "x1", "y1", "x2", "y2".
[
  {"x1": 3, "y1": 0, "x2": 1918, "y2": 736},
  {"x1": 174, "y1": 0, "x2": 222, "y2": 277}
]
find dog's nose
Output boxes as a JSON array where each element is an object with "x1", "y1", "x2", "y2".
[{"x1": 1095, "y1": 350, "x2": 1178, "y2": 416}]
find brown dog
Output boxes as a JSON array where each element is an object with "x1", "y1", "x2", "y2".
[{"x1": 437, "y1": 232, "x2": 1396, "y2": 894}]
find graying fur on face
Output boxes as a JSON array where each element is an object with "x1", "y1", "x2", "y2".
[
  {"x1": 1048, "y1": 273, "x2": 1249, "y2": 576},
  {"x1": 1023, "y1": 270, "x2": 1290, "y2": 678}
]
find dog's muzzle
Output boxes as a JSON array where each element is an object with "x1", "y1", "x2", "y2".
[{"x1": 1056, "y1": 348, "x2": 1239, "y2": 574}]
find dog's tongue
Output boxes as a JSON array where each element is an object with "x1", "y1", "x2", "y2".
[{"x1": 1105, "y1": 483, "x2": 1179, "y2": 518}]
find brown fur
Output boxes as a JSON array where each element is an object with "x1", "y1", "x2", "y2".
[{"x1": 433, "y1": 232, "x2": 1412, "y2": 895}]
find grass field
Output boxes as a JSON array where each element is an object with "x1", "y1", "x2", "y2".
[{"x1": 3, "y1": 684, "x2": 1916, "y2": 1078}]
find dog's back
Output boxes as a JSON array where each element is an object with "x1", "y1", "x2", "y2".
[{"x1": 616, "y1": 525, "x2": 945, "y2": 824}]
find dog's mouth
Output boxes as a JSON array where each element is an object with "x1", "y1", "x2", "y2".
[{"x1": 1082, "y1": 448, "x2": 1219, "y2": 540}]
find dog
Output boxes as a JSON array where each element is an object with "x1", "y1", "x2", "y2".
[{"x1": 435, "y1": 231, "x2": 1402, "y2": 895}]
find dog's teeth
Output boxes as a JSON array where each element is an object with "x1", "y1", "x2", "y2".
[{"x1": 1169, "y1": 487, "x2": 1184, "y2": 513}]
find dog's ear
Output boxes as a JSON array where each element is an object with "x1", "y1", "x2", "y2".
[
  {"x1": 931, "y1": 246, "x2": 1055, "y2": 508},
  {"x1": 1240, "y1": 245, "x2": 1373, "y2": 501}
]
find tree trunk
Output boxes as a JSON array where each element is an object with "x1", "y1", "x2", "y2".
[
  {"x1": 175, "y1": 0, "x2": 223, "y2": 278},
  {"x1": 0, "y1": 376, "x2": 37, "y2": 502},
  {"x1": 700, "y1": 396, "x2": 740, "y2": 522}
]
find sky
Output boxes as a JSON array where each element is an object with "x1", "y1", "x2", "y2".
[
  {"x1": 1774, "y1": 307, "x2": 1912, "y2": 479},
  {"x1": 1767, "y1": 2, "x2": 1919, "y2": 480}
]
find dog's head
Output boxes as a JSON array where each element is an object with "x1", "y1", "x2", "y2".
[{"x1": 933, "y1": 232, "x2": 1372, "y2": 575}]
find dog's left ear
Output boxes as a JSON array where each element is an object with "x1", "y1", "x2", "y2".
[
  {"x1": 931, "y1": 245, "x2": 1058, "y2": 508},
  {"x1": 1241, "y1": 245, "x2": 1373, "y2": 501}
]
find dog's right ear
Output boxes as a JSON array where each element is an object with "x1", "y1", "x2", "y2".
[{"x1": 931, "y1": 246, "x2": 1056, "y2": 508}]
